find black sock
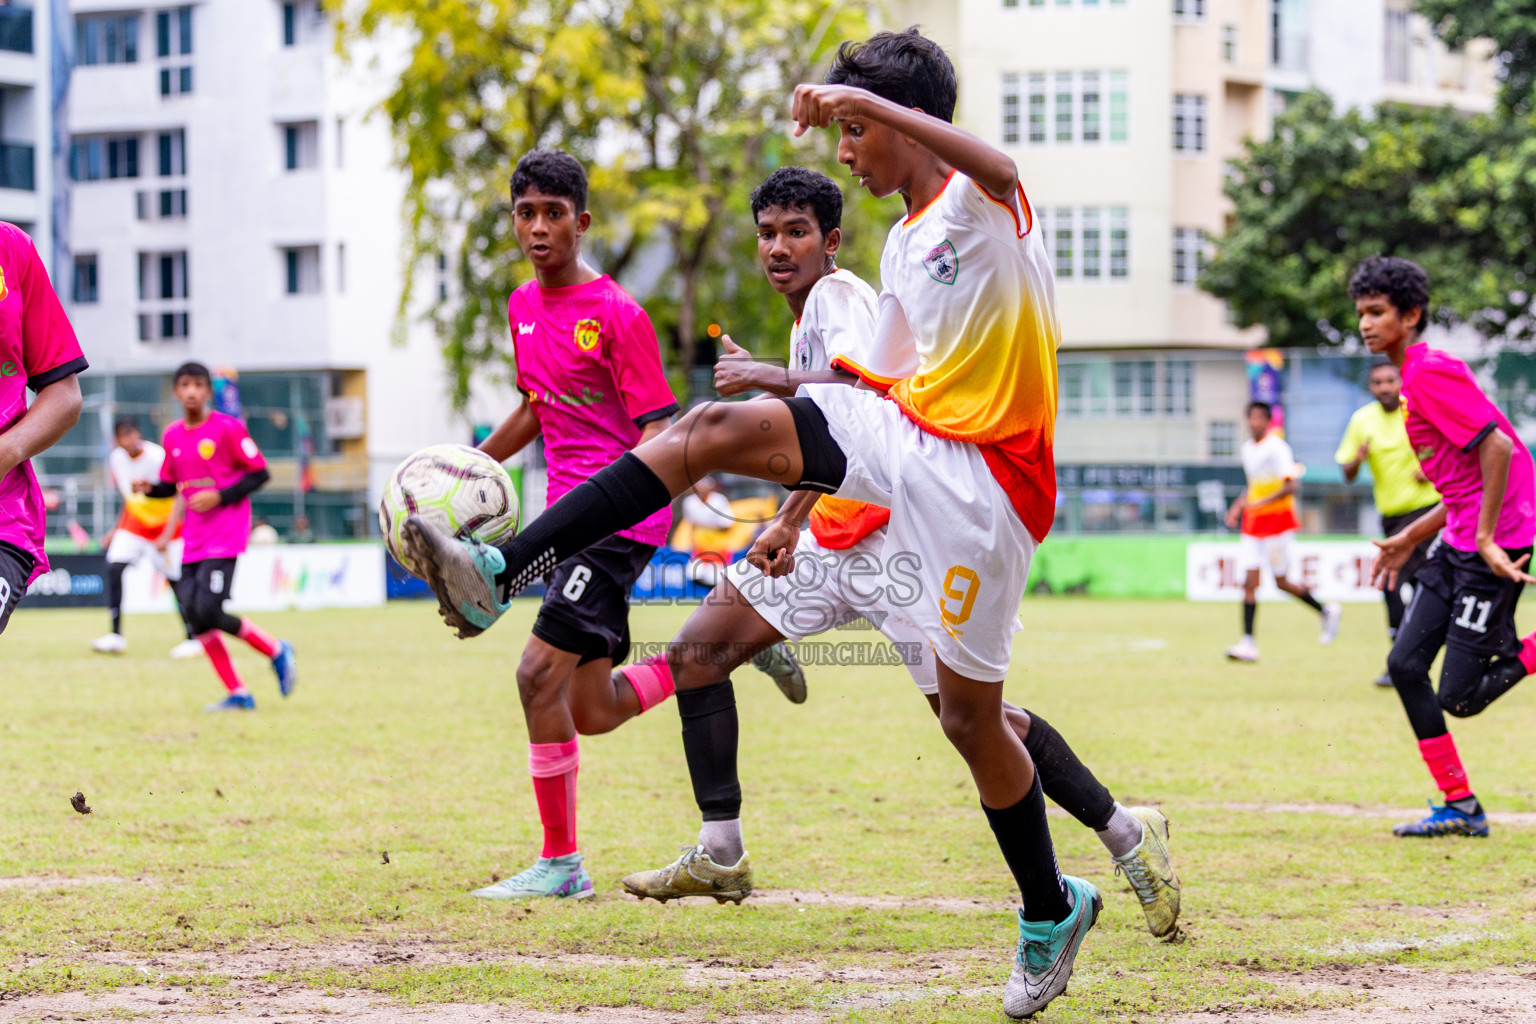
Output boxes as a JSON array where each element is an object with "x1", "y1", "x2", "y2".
[
  {"x1": 107, "y1": 562, "x2": 126, "y2": 635},
  {"x1": 677, "y1": 680, "x2": 741, "y2": 821},
  {"x1": 1021, "y1": 711, "x2": 1115, "y2": 831},
  {"x1": 1449, "y1": 795, "x2": 1483, "y2": 816},
  {"x1": 982, "y1": 775, "x2": 1071, "y2": 924},
  {"x1": 1298, "y1": 591, "x2": 1325, "y2": 613},
  {"x1": 494, "y1": 452, "x2": 672, "y2": 596},
  {"x1": 1243, "y1": 600, "x2": 1256, "y2": 635}
]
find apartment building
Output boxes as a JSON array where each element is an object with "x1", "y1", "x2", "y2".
[
  {"x1": 43, "y1": 0, "x2": 512, "y2": 539},
  {"x1": 0, "y1": 1, "x2": 52, "y2": 264},
  {"x1": 892, "y1": 0, "x2": 1496, "y2": 531}
]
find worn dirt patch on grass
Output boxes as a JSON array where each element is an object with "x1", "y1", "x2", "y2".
[
  {"x1": 0, "y1": 875, "x2": 151, "y2": 890},
  {"x1": 1177, "y1": 964, "x2": 1536, "y2": 1023},
  {"x1": 746, "y1": 888, "x2": 1012, "y2": 913},
  {"x1": 1205, "y1": 802, "x2": 1536, "y2": 827}
]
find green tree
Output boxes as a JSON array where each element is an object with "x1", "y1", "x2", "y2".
[
  {"x1": 337, "y1": 0, "x2": 878, "y2": 407},
  {"x1": 1416, "y1": 0, "x2": 1536, "y2": 110}
]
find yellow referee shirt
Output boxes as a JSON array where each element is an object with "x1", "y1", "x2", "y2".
[{"x1": 1335, "y1": 401, "x2": 1440, "y2": 517}]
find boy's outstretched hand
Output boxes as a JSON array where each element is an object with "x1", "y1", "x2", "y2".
[{"x1": 792, "y1": 84, "x2": 869, "y2": 136}]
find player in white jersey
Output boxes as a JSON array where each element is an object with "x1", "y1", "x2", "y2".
[
  {"x1": 620, "y1": 165, "x2": 1181, "y2": 942},
  {"x1": 92, "y1": 418, "x2": 200, "y2": 657}
]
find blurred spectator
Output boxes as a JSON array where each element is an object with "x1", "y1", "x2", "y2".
[
  {"x1": 682, "y1": 477, "x2": 736, "y2": 585},
  {"x1": 289, "y1": 514, "x2": 314, "y2": 544}
]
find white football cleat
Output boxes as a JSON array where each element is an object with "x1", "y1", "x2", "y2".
[
  {"x1": 91, "y1": 632, "x2": 127, "y2": 654},
  {"x1": 169, "y1": 638, "x2": 204, "y2": 659},
  {"x1": 1319, "y1": 602, "x2": 1342, "y2": 645},
  {"x1": 1224, "y1": 635, "x2": 1259, "y2": 663}
]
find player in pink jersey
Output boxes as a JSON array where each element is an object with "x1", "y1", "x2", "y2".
[
  {"x1": 465, "y1": 150, "x2": 681, "y2": 902},
  {"x1": 0, "y1": 223, "x2": 88, "y2": 635},
  {"x1": 136, "y1": 363, "x2": 296, "y2": 710},
  {"x1": 1358, "y1": 257, "x2": 1536, "y2": 838}
]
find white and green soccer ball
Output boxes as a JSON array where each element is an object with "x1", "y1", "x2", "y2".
[{"x1": 379, "y1": 444, "x2": 520, "y2": 579}]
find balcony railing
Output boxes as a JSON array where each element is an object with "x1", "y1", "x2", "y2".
[
  {"x1": 1271, "y1": 32, "x2": 1309, "y2": 73},
  {"x1": 0, "y1": 143, "x2": 34, "y2": 190},
  {"x1": 0, "y1": 7, "x2": 33, "y2": 54}
]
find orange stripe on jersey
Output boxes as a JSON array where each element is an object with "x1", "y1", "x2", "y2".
[
  {"x1": 972, "y1": 181, "x2": 1033, "y2": 238},
  {"x1": 831, "y1": 354, "x2": 901, "y2": 392},
  {"x1": 808, "y1": 494, "x2": 891, "y2": 550},
  {"x1": 902, "y1": 171, "x2": 957, "y2": 228}
]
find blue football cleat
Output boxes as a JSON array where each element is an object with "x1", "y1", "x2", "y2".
[
  {"x1": 471, "y1": 853, "x2": 595, "y2": 901},
  {"x1": 1392, "y1": 801, "x2": 1489, "y2": 837},
  {"x1": 403, "y1": 515, "x2": 511, "y2": 639},
  {"x1": 205, "y1": 693, "x2": 256, "y2": 713},
  {"x1": 271, "y1": 640, "x2": 297, "y2": 697}
]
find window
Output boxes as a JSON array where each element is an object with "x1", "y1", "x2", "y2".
[
  {"x1": 1108, "y1": 71, "x2": 1129, "y2": 142},
  {"x1": 1223, "y1": 25, "x2": 1239, "y2": 61},
  {"x1": 1164, "y1": 360, "x2": 1193, "y2": 416},
  {"x1": 135, "y1": 188, "x2": 188, "y2": 220},
  {"x1": 155, "y1": 7, "x2": 192, "y2": 56},
  {"x1": 1081, "y1": 208, "x2": 1102, "y2": 279},
  {"x1": 158, "y1": 130, "x2": 186, "y2": 177},
  {"x1": 1054, "y1": 72, "x2": 1074, "y2": 142},
  {"x1": 1048, "y1": 206, "x2": 1131, "y2": 282},
  {"x1": 139, "y1": 312, "x2": 189, "y2": 342},
  {"x1": 1172, "y1": 94, "x2": 1205, "y2": 153},
  {"x1": 1208, "y1": 421, "x2": 1236, "y2": 459},
  {"x1": 436, "y1": 252, "x2": 449, "y2": 301},
  {"x1": 335, "y1": 118, "x2": 345, "y2": 168},
  {"x1": 1052, "y1": 207, "x2": 1073, "y2": 280},
  {"x1": 336, "y1": 243, "x2": 346, "y2": 293},
  {"x1": 139, "y1": 251, "x2": 189, "y2": 300},
  {"x1": 283, "y1": 2, "x2": 298, "y2": 45},
  {"x1": 1114, "y1": 361, "x2": 1157, "y2": 417},
  {"x1": 69, "y1": 135, "x2": 140, "y2": 181},
  {"x1": 1109, "y1": 208, "x2": 1129, "y2": 279},
  {"x1": 75, "y1": 14, "x2": 138, "y2": 65},
  {"x1": 1173, "y1": 0, "x2": 1205, "y2": 18},
  {"x1": 1019, "y1": 0, "x2": 1128, "y2": 6},
  {"x1": 1027, "y1": 73, "x2": 1047, "y2": 143},
  {"x1": 281, "y1": 2, "x2": 323, "y2": 46},
  {"x1": 71, "y1": 255, "x2": 98, "y2": 304},
  {"x1": 1385, "y1": 10, "x2": 1410, "y2": 84},
  {"x1": 1080, "y1": 72, "x2": 1101, "y2": 142},
  {"x1": 282, "y1": 121, "x2": 319, "y2": 171},
  {"x1": 1001, "y1": 74, "x2": 1020, "y2": 145},
  {"x1": 284, "y1": 246, "x2": 321, "y2": 294},
  {"x1": 1172, "y1": 227, "x2": 1211, "y2": 285},
  {"x1": 160, "y1": 67, "x2": 193, "y2": 96}
]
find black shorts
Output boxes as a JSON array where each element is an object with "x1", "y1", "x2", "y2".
[
  {"x1": 1413, "y1": 538, "x2": 1530, "y2": 658},
  {"x1": 0, "y1": 540, "x2": 34, "y2": 636},
  {"x1": 182, "y1": 558, "x2": 238, "y2": 601},
  {"x1": 532, "y1": 536, "x2": 656, "y2": 665},
  {"x1": 1381, "y1": 504, "x2": 1440, "y2": 586}
]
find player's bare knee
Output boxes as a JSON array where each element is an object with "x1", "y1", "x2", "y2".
[
  {"x1": 515, "y1": 656, "x2": 566, "y2": 709},
  {"x1": 570, "y1": 702, "x2": 618, "y2": 736},
  {"x1": 938, "y1": 705, "x2": 988, "y2": 759}
]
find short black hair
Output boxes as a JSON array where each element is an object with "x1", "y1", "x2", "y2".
[
  {"x1": 826, "y1": 27, "x2": 957, "y2": 124},
  {"x1": 750, "y1": 167, "x2": 844, "y2": 238},
  {"x1": 1348, "y1": 256, "x2": 1430, "y2": 335},
  {"x1": 174, "y1": 361, "x2": 211, "y2": 386},
  {"x1": 510, "y1": 148, "x2": 588, "y2": 212},
  {"x1": 1367, "y1": 359, "x2": 1399, "y2": 378},
  {"x1": 112, "y1": 417, "x2": 141, "y2": 437},
  {"x1": 1247, "y1": 401, "x2": 1273, "y2": 420}
]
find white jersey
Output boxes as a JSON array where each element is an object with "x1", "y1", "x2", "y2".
[
  {"x1": 790, "y1": 268, "x2": 879, "y2": 374},
  {"x1": 108, "y1": 441, "x2": 168, "y2": 499}
]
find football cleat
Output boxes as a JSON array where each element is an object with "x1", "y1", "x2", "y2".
[
  {"x1": 1224, "y1": 635, "x2": 1259, "y2": 663},
  {"x1": 472, "y1": 853, "x2": 594, "y2": 900},
  {"x1": 1003, "y1": 875, "x2": 1101, "y2": 1019},
  {"x1": 169, "y1": 639, "x2": 205, "y2": 659},
  {"x1": 91, "y1": 632, "x2": 127, "y2": 655},
  {"x1": 1392, "y1": 801, "x2": 1489, "y2": 838},
  {"x1": 205, "y1": 693, "x2": 256, "y2": 713},
  {"x1": 402, "y1": 515, "x2": 511, "y2": 639},
  {"x1": 1374, "y1": 671, "x2": 1396, "y2": 688},
  {"x1": 751, "y1": 642, "x2": 807, "y2": 704},
  {"x1": 1320, "y1": 602, "x2": 1343, "y2": 645},
  {"x1": 621, "y1": 844, "x2": 753, "y2": 904},
  {"x1": 1113, "y1": 807, "x2": 1181, "y2": 938},
  {"x1": 271, "y1": 640, "x2": 298, "y2": 697}
]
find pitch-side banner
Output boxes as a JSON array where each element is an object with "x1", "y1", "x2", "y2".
[
  {"x1": 123, "y1": 544, "x2": 386, "y2": 614},
  {"x1": 1186, "y1": 541, "x2": 1382, "y2": 603}
]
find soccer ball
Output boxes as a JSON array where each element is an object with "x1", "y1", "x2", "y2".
[{"x1": 379, "y1": 444, "x2": 520, "y2": 578}]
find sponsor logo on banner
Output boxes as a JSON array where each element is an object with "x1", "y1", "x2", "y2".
[
  {"x1": 1187, "y1": 541, "x2": 1381, "y2": 602},
  {"x1": 123, "y1": 544, "x2": 386, "y2": 614}
]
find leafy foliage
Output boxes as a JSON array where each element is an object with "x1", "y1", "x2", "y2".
[{"x1": 1416, "y1": 0, "x2": 1536, "y2": 111}]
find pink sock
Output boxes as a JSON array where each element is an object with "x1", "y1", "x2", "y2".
[
  {"x1": 1418, "y1": 734, "x2": 1473, "y2": 801},
  {"x1": 619, "y1": 656, "x2": 675, "y2": 713},
  {"x1": 1519, "y1": 632, "x2": 1536, "y2": 675},
  {"x1": 199, "y1": 632, "x2": 247, "y2": 694},
  {"x1": 529, "y1": 739, "x2": 580, "y2": 858},
  {"x1": 238, "y1": 618, "x2": 280, "y2": 658}
]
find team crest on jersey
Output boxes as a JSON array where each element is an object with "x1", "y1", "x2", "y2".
[
  {"x1": 1416, "y1": 445, "x2": 1435, "y2": 461},
  {"x1": 574, "y1": 318, "x2": 601, "y2": 352},
  {"x1": 197, "y1": 438, "x2": 216, "y2": 460},
  {"x1": 0, "y1": 265, "x2": 8, "y2": 303},
  {"x1": 922, "y1": 240, "x2": 958, "y2": 285}
]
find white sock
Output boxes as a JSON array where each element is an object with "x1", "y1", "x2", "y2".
[
  {"x1": 699, "y1": 819, "x2": 744, "y2": 865},
  {"x1": 1096, "y1": 803, "x2": 1143, "y2": 859}
]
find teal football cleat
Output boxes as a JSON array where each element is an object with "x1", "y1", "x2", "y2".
[
  {"x1": 472, "y1": 854, "x2": 594, "y2": 901},
  {"x1": 271, "y1": 640, "x2": 297, "y2": 697},
  {"x1": 1003, "y1": 875, "x2": 1101, "y2": 1019},
  {"x1": 1392, "y1": 801, "x2": 1489, "y2": 837},
  {"x1": 205, "y1": 693, "x2": 256, "y2": 713},
  {"x1": 403, "y1": 515, "x2": 511, "y2": 639}
]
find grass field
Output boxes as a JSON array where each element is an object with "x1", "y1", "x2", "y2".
[{"x1": 4, "y1": 597, "x2": 1536, "y2": 1023}]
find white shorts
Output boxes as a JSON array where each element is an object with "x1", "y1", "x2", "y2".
[
  {"x1": 797, "y1": 384, "x2": 1034, "y2": 682},
  {"x1": 1238, "y1": 531, "x2": 1295, "y2": 577},
  {"x1": 726, "y1": 525, "x2": 938, "y2": 694},
  {"x1": 106, "y1": 530, "x2": 183, "y2": 581}
]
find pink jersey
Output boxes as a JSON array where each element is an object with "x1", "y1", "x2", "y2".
[
  {"x1": 1402, "y1": 343, "x2": 1535, "y2": 551},
  {"x1": 509, "y1": 276, "x2": 678, "y2": 547},
  {"x1": 0, "y1": 223, "x2": 88, "y2": 585},
  {"x1": 159, "y1": 412, "x2": 268, "y2": 561}
]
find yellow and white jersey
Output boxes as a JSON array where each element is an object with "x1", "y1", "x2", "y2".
[
  {"x1": 789, "y1": 268, "x2": 878, "y2": 374},
  {"x1": 108, "y1": 441, "x2": 176, "y2": 540},
  {"x1": 833, "y1": 171, "x2": 1061, "y2": 540}
]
